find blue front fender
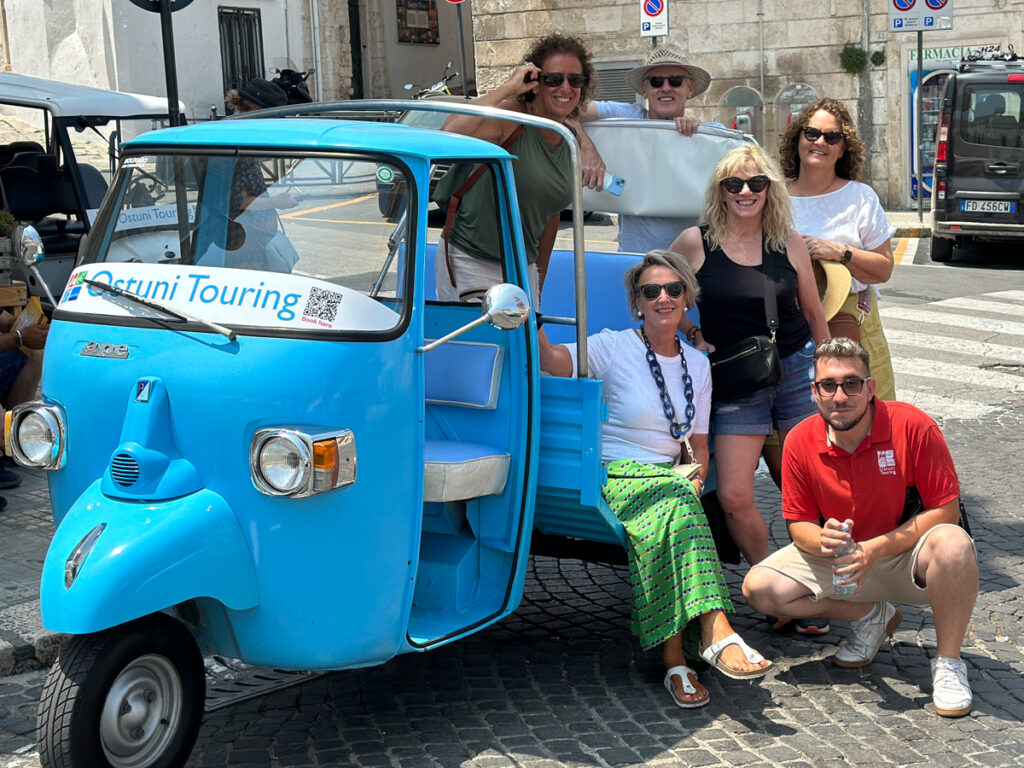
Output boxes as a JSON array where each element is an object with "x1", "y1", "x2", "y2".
[{"x1": 41, "y1": 481, "x2": 259, "y2": 634}]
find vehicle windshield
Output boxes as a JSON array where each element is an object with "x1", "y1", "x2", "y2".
[{"x1": 69, "y1": 151, "x2": 411, "y2": 334}]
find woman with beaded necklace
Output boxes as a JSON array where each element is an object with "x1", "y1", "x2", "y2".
[{"x1": 539, "y1": 250, "x2": 771, "y2": 710}]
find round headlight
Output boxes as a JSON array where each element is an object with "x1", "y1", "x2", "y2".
[
  {"x1": 17, "y1": 410, "x2": 59, "y2": 466},
  {"x1": 257, "y1": 433, "x2": 310, "y2": 494}
]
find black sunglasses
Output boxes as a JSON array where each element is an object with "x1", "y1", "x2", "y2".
[
  {"x1": 540, "y1": 72, "x2": 585, "y2": 88},
  {"x1": 813, "y1": 377, "x2": 872, "y2": 397},
  {"x1": 645, "y1": 74, "x2": 689, "y2": 88},
  {"x1": 720, "y1": 175, "x2": 770, "y2": 194},
  {"x1": 802, "y1": 127, "x2": 844, "y2": 145},
  {"x1": 638, "y1": 282, "x2": 685, "y2": 300}
]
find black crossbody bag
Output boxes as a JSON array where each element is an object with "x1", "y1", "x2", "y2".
[{"x1": 708, "y1": 247, "x2": 783, "y2": 400}]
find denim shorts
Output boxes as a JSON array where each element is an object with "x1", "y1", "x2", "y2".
[
  {"x1": 0, "y1": 348, "x2": 26, "y2": 399},
  {"x1": 711, "y1": 339, "x2": 816, "y2": 435}
]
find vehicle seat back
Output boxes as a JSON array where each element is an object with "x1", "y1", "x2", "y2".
[
  {"x1": 0, "y1": 141, "x2": 44, "y2": 167},
  {"x1": 423, "y1": 341, "x2": 509, "y2": 502}
]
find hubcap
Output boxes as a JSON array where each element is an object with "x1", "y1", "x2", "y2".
[{"x1": 100, "y1": 654, "x2": 183, "y2": 768}]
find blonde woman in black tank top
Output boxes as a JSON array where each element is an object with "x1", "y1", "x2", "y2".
[{"x1": 669, "y1": 145, "x2": 829, "y2": 570}]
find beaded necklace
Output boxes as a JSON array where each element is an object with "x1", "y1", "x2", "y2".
[{"x1": 639, "y1": 324, "x2": 695, "y2": 440}]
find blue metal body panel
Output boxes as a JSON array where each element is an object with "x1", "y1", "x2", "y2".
[
  {"x1": 41, "y1": 319, "x2": 424, "y2": 670},
  {"x1": 41, "y1": 482, "x2": 258, "y2": 634}
]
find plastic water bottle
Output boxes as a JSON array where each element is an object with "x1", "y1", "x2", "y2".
[{"x1": 833, "y1": 522, "x2": 858, "y2": 595}]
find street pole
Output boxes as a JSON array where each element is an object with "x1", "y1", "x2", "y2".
[
  {"x1": 455, "y1": 4, "x2": 469, "y2": 97},
  {"x1": 916, "y1": 31, "x2": 923, "y2": 222},
  {"x1": 158, "y1": 0, "x2": 181, "y2": 125}
]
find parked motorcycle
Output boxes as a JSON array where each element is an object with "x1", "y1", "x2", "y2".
[
  {"x1": 405, "y1": 60, "x2": 460, "y2": 99},
  {"x1": 271, "y1": 62, "x2": 315, "y2": 104}
]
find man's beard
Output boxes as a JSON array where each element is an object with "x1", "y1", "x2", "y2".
[{"x1": 825, "y1": 404, "x2": 869, "y2": 432}]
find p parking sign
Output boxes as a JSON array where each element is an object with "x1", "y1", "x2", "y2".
[
  {"x1": 640, "y1": 0, "x2": 669, "y2": 38},
  {"x1": 888, "y1": 0, "x2": 953, "y2": 32}
]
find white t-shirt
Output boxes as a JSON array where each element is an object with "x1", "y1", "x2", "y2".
[
  {"x1": 566, "y1": 328, "x2": 711, "y2": 464},
  {"x1": 790, "y1": 180, "x2": 896, "y2": 293}
]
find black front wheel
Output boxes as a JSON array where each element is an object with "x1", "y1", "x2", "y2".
[{"x1": 37, "y1": 614, "x2": 205, "y2": 768}]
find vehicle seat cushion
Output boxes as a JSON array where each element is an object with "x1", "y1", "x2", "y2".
[
  {"x1": 424, "y1": 341, "x2": 503, "y2": 409},
  {"x1": 423, "y1": 439, "x2": 510, "y2": 502}
]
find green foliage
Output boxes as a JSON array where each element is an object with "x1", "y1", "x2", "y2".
[
  {"x1": 0, "y1": 210, "x2": 15, "y2": 239},
  {"x1": 840, "y1": 44, "x2": 868, "y2": 74},
  {"x1": 871, "y1": 49, "x2": 886, "y2": 67}
]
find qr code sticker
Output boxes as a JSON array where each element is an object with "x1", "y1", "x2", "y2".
[{"x1": 302, "y1": 286, "x2": 344, "y2": 325}]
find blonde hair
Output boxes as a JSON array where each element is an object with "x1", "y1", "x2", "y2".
[
  {"x1": 623, "y1": 249, "x2": 699, "y2": 321},
  {"x1": 700, "y1": 144, "x2": 793, "y2": 254}
]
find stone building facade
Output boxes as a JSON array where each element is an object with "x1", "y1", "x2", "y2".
[{"x1": 470, "y1": 0, "x2": 1024, "y2": 208}]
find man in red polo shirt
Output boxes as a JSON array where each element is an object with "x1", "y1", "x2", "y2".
[{"x1": 743, "y1": 338, "x2": 977, "y2": 717}]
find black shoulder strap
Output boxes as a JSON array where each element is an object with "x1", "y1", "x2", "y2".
[{"x1": 762, "y1": 235, "x2": 779, "y2": 340}]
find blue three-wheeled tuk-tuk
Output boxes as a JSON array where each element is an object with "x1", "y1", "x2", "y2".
[{"x1": 10, "y1": 102, "x2": 750, "y2": 768}]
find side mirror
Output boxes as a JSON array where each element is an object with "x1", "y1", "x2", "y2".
[
  {"x1": 19, "y1": 225, "x2": 44, "y2": 266},
  {"x1": 481, "y1": 283, "x2": 529, "y2": 330},
  {"x1": 418, "y1": 283, "x2": 531, "y2": 352}
]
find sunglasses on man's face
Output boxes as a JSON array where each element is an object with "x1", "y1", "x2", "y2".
[
  {"x1": 802, "y1": 127, "x2": 844, "y2": 145},
  {"x1": 638, "y1": 281, "x2": 685, "y2": 300},
  {"x1": 720, "y1": 175, "x2": 770, "y2": 194},
  {"x1": 539, "y1": 72, "x2": 585, "y2": 88},
  {"x1": 645, "y1": 74, "x2": 689, "y2": 89}
]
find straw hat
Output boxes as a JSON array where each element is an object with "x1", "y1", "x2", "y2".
[
  {"x1": 813, "y1": 260, "x2": 852, "y2": 321},
  {"x1": 626, "y1": 47, "x2": 711, "y2": 98}
]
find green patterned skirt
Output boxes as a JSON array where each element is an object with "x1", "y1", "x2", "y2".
[{"x1": 602, "y1": 459, "x2": 734, "y2": 651}]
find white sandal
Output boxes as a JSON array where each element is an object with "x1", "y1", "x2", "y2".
[
  {"x1": 699, "y1": 632, "x2": 772, "y2": 680},
  {"x1": 663, "y1": 665, "x2": 710, "y2": 708}
]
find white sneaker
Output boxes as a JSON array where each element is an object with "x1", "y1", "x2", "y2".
[
  {"x1": 832, "y1": 602, "x2": 902, "y2": 668},
  {"x1": 932, "y1": 657, "x2": 973, "y2": 717}
]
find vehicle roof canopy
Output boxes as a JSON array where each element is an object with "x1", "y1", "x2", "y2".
[
  {"x1": 125, "y1": 118, "x2": 514, "y2": 162},
  {"x1": 0, "y1": 73, "x2": 175, "y2": 118}
]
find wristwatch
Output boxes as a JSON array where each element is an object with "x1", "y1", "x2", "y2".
[{"x1": 841, "y1": 248, "x2": 853, "y2": 265}]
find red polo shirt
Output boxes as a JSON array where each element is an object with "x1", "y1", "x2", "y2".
[{"x1": 782, "y1": 400, "x2": 960, "y2": 542}]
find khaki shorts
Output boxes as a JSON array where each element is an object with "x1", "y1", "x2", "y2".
[{"x1": 753, "y1": 523, "x2": 975, "y2": 605}]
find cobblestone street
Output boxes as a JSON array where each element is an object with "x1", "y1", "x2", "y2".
[{"x1": 2, "y1": 405, "x2": 1022, "y2": 767}]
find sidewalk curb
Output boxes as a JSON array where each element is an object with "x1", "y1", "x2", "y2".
[
  {"x1": 0, "y1": 599, "x2": 65, "y2": 676},
  {"x1": 895, "y1": 225, "x2": 931, "y2": 238}
]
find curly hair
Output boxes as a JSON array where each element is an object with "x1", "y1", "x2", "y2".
[
  {"x1": 520, "y1": 33, "x2": 596, "y2": 119},
  {"x1": 813, "y1": 337, "x2": 871, "y2": 375},
  {"x1": 624, "y1": 250, "x2": 699, "y2": 321},
  {"x1": 224, "y1": 89, "x2": 259, "y2": 114},
  {"x1": 701, "y1": 144, "x2": 793, "y2": 254},
  {"x1": 778, "y1": 97, "x2": 866, "y2": 181}
]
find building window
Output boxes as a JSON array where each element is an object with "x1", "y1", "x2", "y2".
[
  {"x1": 592, "y1": 60, "x2": 643, "y2": 104},
  {"x1": 219, "y1": 7, "x2": 266, "y2": 103}
]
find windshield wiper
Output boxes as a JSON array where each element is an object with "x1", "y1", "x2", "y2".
[{"x1": 83, "y1": 279, "x2": 237, "y2": 342}]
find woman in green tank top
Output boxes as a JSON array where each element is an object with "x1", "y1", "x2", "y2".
[{"x1": 435, "y1": 34, "x2": 594, "y2": 303}]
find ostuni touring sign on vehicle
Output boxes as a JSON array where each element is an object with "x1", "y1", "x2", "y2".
[{"x1": 59, "y1": 264, "x2": 399, "y2": 332}]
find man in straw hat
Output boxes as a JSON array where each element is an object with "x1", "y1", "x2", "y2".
[{"x1": 575, "y1": 45, "x2": 713, "y2": 253}]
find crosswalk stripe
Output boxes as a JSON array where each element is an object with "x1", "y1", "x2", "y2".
[
  {"x1": 892, "y1": 238, "x2": 913, "y2": 265},
  {"x1": 892, "y1": 357, "x2": 1024, "y2": 391},
  {"x1": 881, "y1": 307, "x2": 1024, "y2": 337},
  {"x1": 885, "y1": 329, "x2": 1024, "y2": 364},
  {"x1": 896, "y1": 390, "x2": 998, "y2": 421},
  {"x1": 930, "y1": 297, "x2": 1024, "y2": 318},
  {"x1": 984, "y1": 290, "x2": 1024, "y2": 302}
]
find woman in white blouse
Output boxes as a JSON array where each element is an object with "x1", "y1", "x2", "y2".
[{"x1": 779, "y1": 98, "x2": 897, "y2": 400}]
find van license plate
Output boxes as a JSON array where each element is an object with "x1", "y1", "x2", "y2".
[{"x1": 960, "y1": 199, "x2": 1016, "y2": 214}]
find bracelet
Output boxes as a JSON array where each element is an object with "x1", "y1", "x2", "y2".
[
  {"x1": 686, "y1": 325, "x2": 701, "y2": 344},
  {"x1": 14, "y1": 329, "x2": 22, "y2": 347}
]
